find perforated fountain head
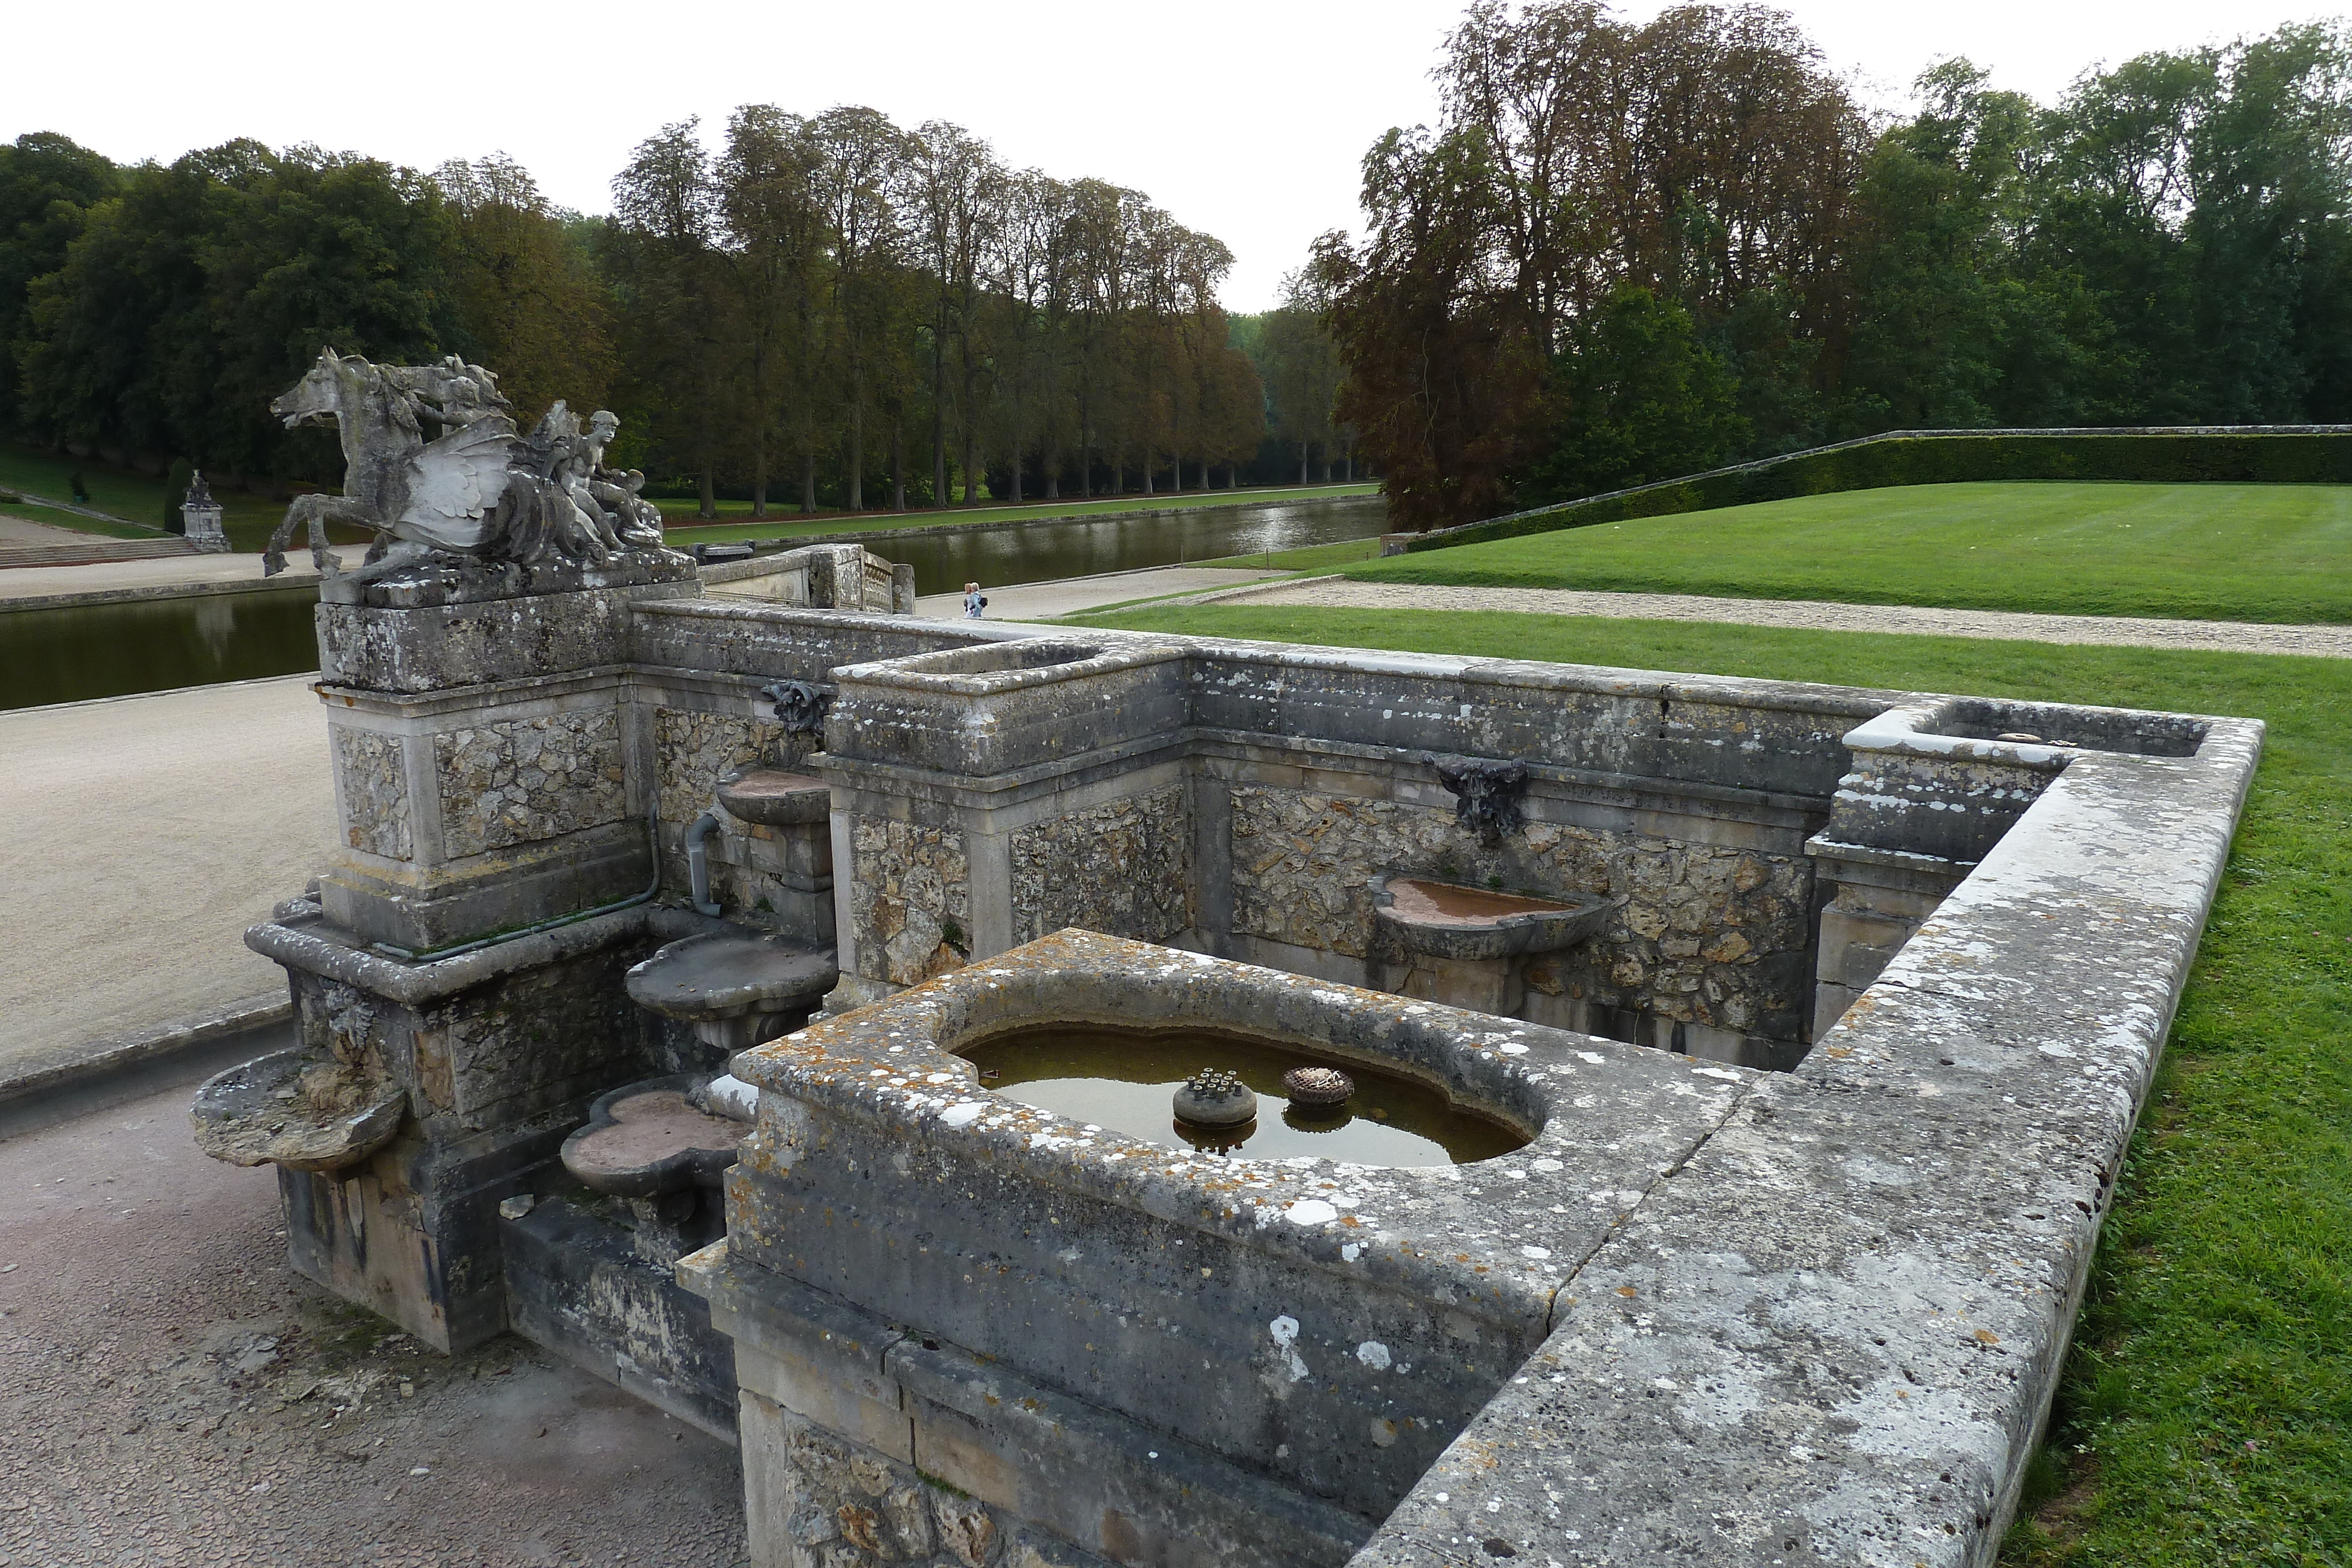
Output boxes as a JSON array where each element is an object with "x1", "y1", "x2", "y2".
[
  {"x1": 1172, "y1": 1066, "x2": 1257, "y2": 1128},
  {"x1": 1282, "y1": 1065, "x2": 1355, "y2": 1109}
]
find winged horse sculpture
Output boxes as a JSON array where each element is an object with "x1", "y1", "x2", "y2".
[
  {"x1": 263, "y1": 349, "x2": 519, "y2": 577},
  {"x1": 262, "y1": 349, "x2": 664, "y2": 580}
]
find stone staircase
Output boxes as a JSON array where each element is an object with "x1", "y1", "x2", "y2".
[{"x1": 0, "y1": 536, "x2": 201, "y2": 570}]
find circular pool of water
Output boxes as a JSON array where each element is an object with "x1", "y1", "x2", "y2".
[{"x1": 957, "y1": 1024, "x2": 1527, "y2": 1166}]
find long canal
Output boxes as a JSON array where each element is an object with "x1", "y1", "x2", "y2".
[{"x1": 1, "y1": 494, "x2": 1388, "y2": 710}]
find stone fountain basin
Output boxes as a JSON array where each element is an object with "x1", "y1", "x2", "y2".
[
  {"x1": 624, "y1": 932, "x2": 837, "y2": 1023},
  {"x1": 560, "y1": 1074, "x2": 744, "y2": 1198},
  {"x1": 715, "y1": 767, "x2": 829, "y2": 827},
  {"x1": 722, "y1": 928, "x2": 1763, "y2": 1522},
  {"x1": 1370, "y1": 874, "x2": 1613, "y2": 962},
  {"x1": 191, "y1": 1046, "x2": 407, "y2": 1174}
]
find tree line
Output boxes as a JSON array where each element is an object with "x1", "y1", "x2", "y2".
[
  {"x1": 0, "y1": 112, "x2": 1346, "y2": 513},
  {"x1": 1318, "y1": 2, "x2": 2352, "y2": 529}
]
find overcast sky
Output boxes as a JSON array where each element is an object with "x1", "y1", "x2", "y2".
[{"x1": 7, "y1": 1, "x2": 2346, "y2": 310}]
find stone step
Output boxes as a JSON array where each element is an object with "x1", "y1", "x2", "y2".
[{"x1": 0, "y1": 536, "x2": 199, "y2": 569}]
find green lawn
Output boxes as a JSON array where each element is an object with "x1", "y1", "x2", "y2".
[
  {"x1": 659, "y1": 482, "x2": 1379, "y2": 546},
  {"x1": 1068, "y1": 601, "x2": 2350, "y2": 1567},
  {"x1": 1354, "y1": 482, "x2": 2352, "y2": 624}
]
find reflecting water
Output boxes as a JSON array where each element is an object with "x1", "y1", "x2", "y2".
[
  {"x1": 957, "y1": 1022, "x2": 1528, "y2": 1167},
  {"x1": 844, "y1": 494, "x2": 1388, "y2": 596},
  {"x1": 1, "y1": 587, "x2": 320, "y2": 711},
  {"x1": 0, "y1": 496, "x2": 1389, "y2": 710}
]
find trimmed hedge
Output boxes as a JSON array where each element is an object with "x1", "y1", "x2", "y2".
[{"x1": 1405, "y1": 426, "x2": 2352, "y2": 551}]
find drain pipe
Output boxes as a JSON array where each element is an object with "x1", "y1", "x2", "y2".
[{"x1": 686, "y1": 811, "x2": 726, "y2": 917}]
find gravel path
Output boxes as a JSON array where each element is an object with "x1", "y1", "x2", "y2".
[
  {"x1": 0, "y1": 677, "x2": 335, "y2": 1079},
  {"x1": 0, "y1": 1082, "x2": 746, "y2": 1568},
  {"x1": 1209, "y1": 578, "x2": 2352, "y2": 659}
]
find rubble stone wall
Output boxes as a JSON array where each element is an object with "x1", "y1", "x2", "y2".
[
  {"x1": 743, "y1": 1395, "x2": 1104, "y2": 1568},
  {"x1": 1009, "y1": 785, "x2": 1191, "y2": 945},
  {"x1": 849, "y1": 818, "x2": 971, "y2": 988},
  {"x1": 1230, "y1": 786, "x2": 1815, "y2": 1041},
  {"x1": 433, "y1": 711, "x2": 626, "y2": 860},
  {"x1": 332, "y1": 726, "x2": 411, "y2": 861},
  {"x1": 654, "y1": 706, "x2": 790, "y2": 825}
]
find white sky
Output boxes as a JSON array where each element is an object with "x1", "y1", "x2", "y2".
[{"x1": 6, "y1": 1, "x2": 2346, "y2": 310}]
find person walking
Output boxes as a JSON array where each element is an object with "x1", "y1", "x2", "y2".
[{"x1": 963, "y1": 581, "x2": 986, "y2": 619}]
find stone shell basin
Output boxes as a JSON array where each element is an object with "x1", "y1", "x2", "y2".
[
  {"x1": 716, "y1": 767, "x2": 829, "y2": 827},
  {"x1": 625, "y1": 932, "x2": 837, "y2": 1025},
  {"x1": 560, "y1": 1073, "x2": 744, "y2": 1198},
  {"x1": 1370, "y1": 874, "x2": 1613, "y2": 962},
  {"x1": 191, "y1": 1046, "x2": 407, "y2": 1174}
]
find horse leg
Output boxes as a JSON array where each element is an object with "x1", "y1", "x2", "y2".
[
  {"x1": 262, "y1": 497, "x2": 312, "y2": 577},
  {"x1": 310, "y1": 507, "x2": 340, "y2": 576}
]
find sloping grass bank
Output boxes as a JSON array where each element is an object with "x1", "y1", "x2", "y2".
[
  {"x1": 1354, "y1": 482, "x2": 2352, "y2": 625},
  {"x1": 1068, "y1": 601, "x2": 2350, "y2": 1567},
  {"x1": 1412, "y1": 427, "x2": 2352, "y2": 551}
]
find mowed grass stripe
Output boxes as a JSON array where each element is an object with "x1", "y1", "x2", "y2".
[
  {"x1": 1070, "y1": 602, "x2": 2351, "y2": 1567},
  {"x1": 1349, "y1": 482, "x2": 2352, "y2": 626}
]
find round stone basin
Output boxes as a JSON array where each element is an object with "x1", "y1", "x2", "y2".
[
  {"x1": 957, "y1": 1024, "x2": 1528, "y2": 1166},
  {"x1": 626, "y1": 932, "x2": 837, "y2": 1024},
  {"x1": 1372, "y1": 875, "x2": 1612, "y2": 962},
  {"x1": 716, "y1": 768, "x2": 829, "y2": 827}
]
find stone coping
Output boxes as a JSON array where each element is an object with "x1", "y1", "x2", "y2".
[
  {"x1": 828, "y1": 636, "x2": 1188, "y2": 696},
  {"x1": 1349, "y1": 716, "x2": 2266, "y2": 1565},
  {"x1": 1847, "y1": 695, "x2": 2212, "y2": 768},
  {"x1": 733, "y1": 929, "x2": 1762, "y2": 1335},
  {"x1": 246, "y1": 898, "x2": 731, "y2": 1007}
]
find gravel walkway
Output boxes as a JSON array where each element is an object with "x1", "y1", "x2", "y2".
[
  {"x1": 0, "y1": 677, "x2": 335, "y2": 1079},
  {"x1": 1208, "y1": 577, "x2": 2352, "y2": 659},
  {"x1": 0, "y1": 1081, "x2": 746, "y2": 1568}
]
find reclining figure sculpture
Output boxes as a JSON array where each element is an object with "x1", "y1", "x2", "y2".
[{"x1": 262, "y1": 347, "x2": 669, "y2": 579}]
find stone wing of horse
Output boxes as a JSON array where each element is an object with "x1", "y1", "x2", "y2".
[{"x1": 397, "y1": 416, "x2": 518, "y2": 551}]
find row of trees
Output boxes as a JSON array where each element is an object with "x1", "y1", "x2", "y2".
[
  {"x1": 0, "y1": 115, "x2": 1345, "y2": 511},
  {"x1": 1321, "y1": 2, "x2": 2352, "y2": 528},
  {"x1": 605, "y1": 107, "x2": 1270, "y2": 515}
]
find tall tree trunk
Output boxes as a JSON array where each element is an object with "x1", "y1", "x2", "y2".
[
  {"x1": 1142, "y1": 449, "x2": 1153, "y2": 496},
  {"x1": 699, "y1": 465, "x2": 715, "y2": 520},
  {"x1": 891, "y1": 413, "x2": 906, "y2": 512},
  {"x1": 931, "y1": 333, "x2": 947, "y2": 509},
  {"x1": 1344, "y1": 450, "x2": 1354, "y2": 482},
  {"x1": 752, "y1": 425, "x2": 768, "y2": 520},
  {"x1": 848, "y1": 367, "x2": 866, "y2": 512},
  {"x1": 1321, "y1": 449, "x2": 1332, "y2": 484},
  {"x1": 1298, "y1": 442, "x2": 1309, "y2": 486},
  {"x1": 802, "y1": 451, "x2": 816, "y2": 514},
  {"x1": 960, "y1": 339, "x2": 979, "y2": 504}
]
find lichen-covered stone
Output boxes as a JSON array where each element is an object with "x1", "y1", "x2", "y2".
[
  {"x1": 332, "y1": 725, "x2": 411, "y2": 860},
  {"x1": 435, "y1": 710, "x2": 626, "y2": 858},
  {"x1": 656, "y1": 705, "x2": 791, "y2": 825},
  {"x1": 1231, "y1": 787, "x2": 1812, "y2": 1039},
  {"x1": 749, "y1": 1398, "x2": 1105, "y2": 1568},
  {"x1": 850, "y1": 818, "x2": 970, "y2": 987},
  {"x1": 1010, "y1": 785, "x2": 1191, "y2": 945}
]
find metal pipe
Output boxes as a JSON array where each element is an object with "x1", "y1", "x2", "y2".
[
  {"x1": 686, "y1": 811, "x2": 725, "y2": 917},
  {"x1": 369, "y1": 805, "x2": 666, "y2": 963}
]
